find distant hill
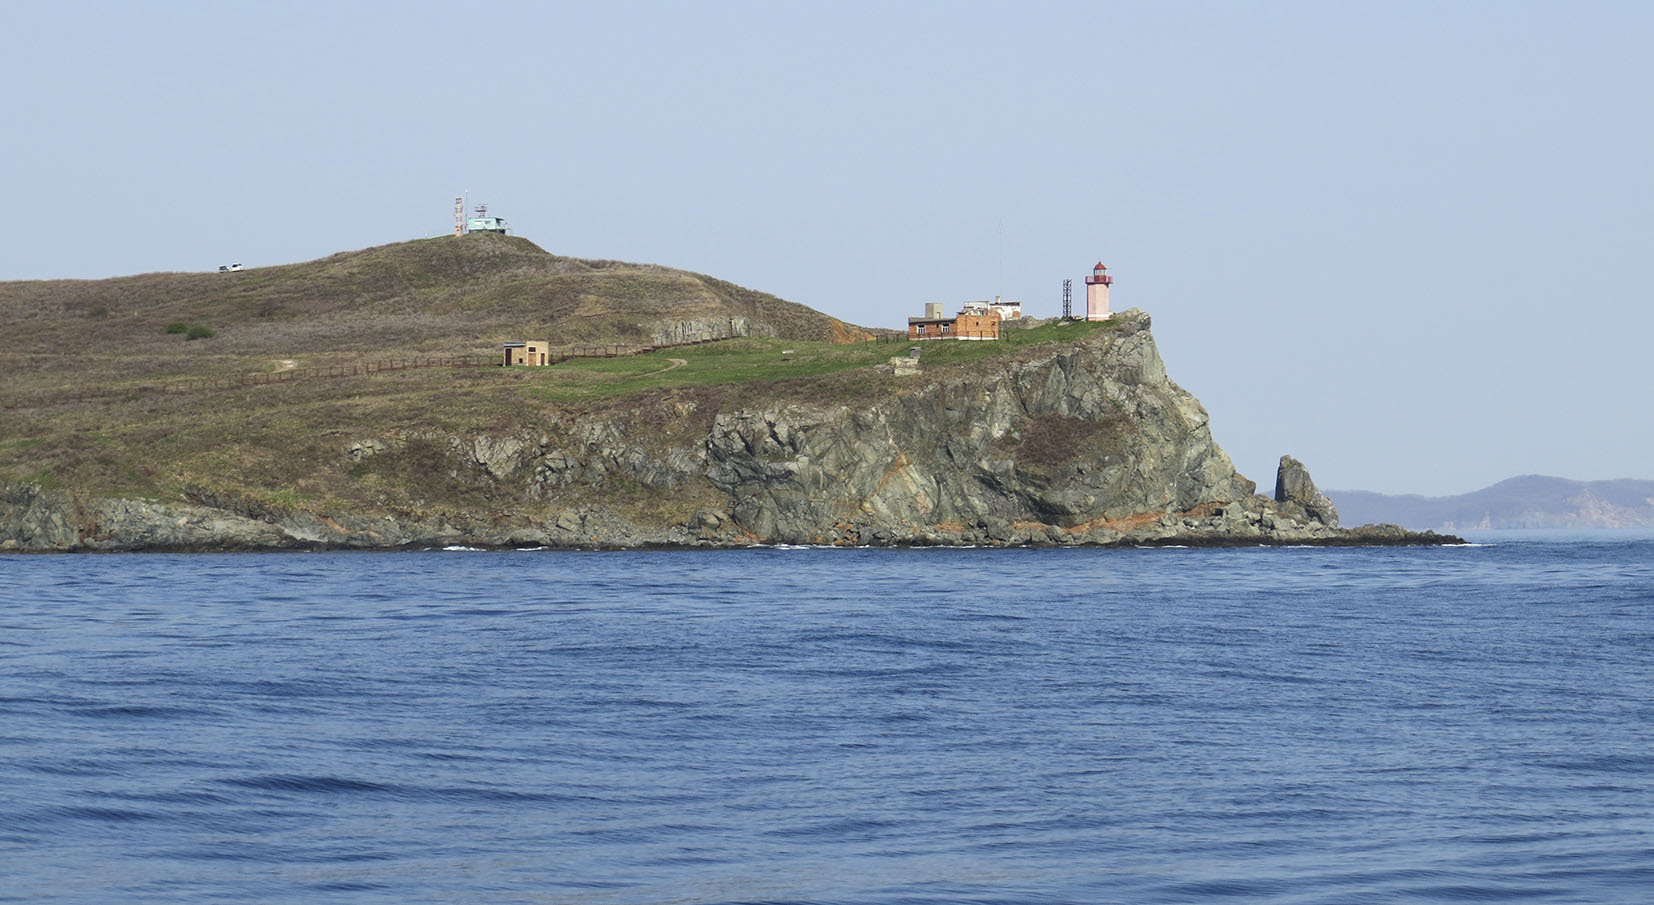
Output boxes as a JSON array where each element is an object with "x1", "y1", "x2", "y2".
[{"x1": 1329, "y1": 476, "x2": 1654, "y2": 530}]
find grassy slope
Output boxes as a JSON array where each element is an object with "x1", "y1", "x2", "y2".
[
  {"x1": 1, "y1": 237, "x2": 1125, "y2": 523},
  {"x1": 0, "y1": 233, "x2": 875, "y2": 388}
]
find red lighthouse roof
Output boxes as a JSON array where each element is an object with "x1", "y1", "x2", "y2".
[{"x1": 1093, "y1": 262, "x2": 1108, "y2": 271}]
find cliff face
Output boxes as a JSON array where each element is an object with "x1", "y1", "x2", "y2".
[
  {"x1": 1, "y1": 312, "x2": 1447, "y2": 551},
  {"x1": 701, "y1": 312, "x2": 1256, "y2": 545}
]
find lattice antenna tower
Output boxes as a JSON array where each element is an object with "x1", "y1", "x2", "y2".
[
  {"x1": 454, "y1": 196, "x2": 465, "y2": 236},
  {"x1": 1062, "y1": 279, "x2": 1072, "y2": 320}
]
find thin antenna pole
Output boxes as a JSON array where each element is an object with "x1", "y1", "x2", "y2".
[{"x1": 996, "y1": 218, "x2": 1004, "y2": 293}]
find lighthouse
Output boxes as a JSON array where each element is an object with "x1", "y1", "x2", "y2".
[{"x1": 1084, "y1": 262, "x2": 1113, "y2": 321}]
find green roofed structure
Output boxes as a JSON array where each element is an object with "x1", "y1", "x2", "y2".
[{"x1": 464, "y1": 203, "x2": 507, "y2": 235}]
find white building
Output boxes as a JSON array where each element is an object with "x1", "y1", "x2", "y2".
[{"x1": 987, "y1": 296, "x2": 1022, "y2": 320}]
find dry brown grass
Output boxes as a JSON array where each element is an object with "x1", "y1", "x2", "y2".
[
  {"x1": 994, "y1": 412, "x2": 1133, "y2": 475},
  {"x1": 0, "y1": 234, "x2": 873, "y2": 393}
]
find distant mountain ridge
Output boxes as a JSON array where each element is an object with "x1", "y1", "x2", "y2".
[{"x1": 1329, "y1": 476, "x2": 1654, "y2": 531}]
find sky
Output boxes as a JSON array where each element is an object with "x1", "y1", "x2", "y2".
[{"x1": 5, "y1": 1, "x2": 1650, "y2": 496}]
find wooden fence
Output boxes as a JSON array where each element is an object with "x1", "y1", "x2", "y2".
[
  {"x1": 880, "y1": 331, "x2": 1000, "y2": 342},
  {"x1": 152, "y1": 335, "x2": 737, "y2": 394}
]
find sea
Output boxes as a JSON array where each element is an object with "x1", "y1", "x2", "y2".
[{"x1": 2, "y1": 532, "x2": 1651, "y2": 904}]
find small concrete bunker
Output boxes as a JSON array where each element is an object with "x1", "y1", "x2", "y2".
[{"x1": 503, "y1": 341, "x2": 551, "y2": 366}]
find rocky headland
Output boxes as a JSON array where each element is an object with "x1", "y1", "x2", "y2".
[{"x1": 2, "y1": 308, "x2": 1457, "y2": 552}]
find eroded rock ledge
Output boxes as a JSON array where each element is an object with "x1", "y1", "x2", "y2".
[{"x1": 1, "y1": 312, "x2": 1460, "y2": 551}]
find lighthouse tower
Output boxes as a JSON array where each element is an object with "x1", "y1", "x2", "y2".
[{"x1": 1084, "y1": 262, "x2": 1113, "y2": 321}]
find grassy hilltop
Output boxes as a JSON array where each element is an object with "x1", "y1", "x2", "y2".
[
  {"x1": 1, "y1": 235, "x2": 1117, "y2": 522},
  {"x1": 3, "y1": 233, "x2": 871, "y2": 374}
]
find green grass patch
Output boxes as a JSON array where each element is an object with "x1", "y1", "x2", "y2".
[
  {"x1": 905, "y1": 318, "x2": 1121, "y2": 367},
  {"x1": 520, "y1": 337, "x2": 892, "y2": 403},
  {"x1": 165, "y1": 321, "x2": 214, "y2": 339},
  {"x1": 23, "y1": 468, "x2": 61, "y2": 490},
  {"x1": 265, "y1": 487, "x2": 308, "y2": 506},
  {"x1": 514, "y1": 322, "x2": 1120, "y2": 404}
]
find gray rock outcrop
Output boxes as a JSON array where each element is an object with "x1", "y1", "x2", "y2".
[
  {"x1": 1, "y1": 485, "x2": 296, "y2": 552},
  {"x1": 0, "y1": 485, "x2": 80, "y2": 550},
  {"x1": 648, "y1": 316, "x2": 755, "y2": 346},
  {"x1": 1274, "y1": 454, "x2": 1339, "y2": 527},
  {"x1": 699, "y1": 312, "x2": 1256, "y2": 545}
]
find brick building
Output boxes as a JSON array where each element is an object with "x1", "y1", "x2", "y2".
[{"x1": 907, "y1": 302, "x2": 1001, "y2": 341}]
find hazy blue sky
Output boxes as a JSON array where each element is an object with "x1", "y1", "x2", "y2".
[{"x1": 6, "y1": 1, "x2": 1650, "y2": 495}]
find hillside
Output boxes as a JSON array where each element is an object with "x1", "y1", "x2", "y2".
[
  {"x1": 1330, "y1": 476, "x2": 1654, "y2": 531},
  {"x1": 0, "y1": 233, "x2": 875, "y2": 391}
]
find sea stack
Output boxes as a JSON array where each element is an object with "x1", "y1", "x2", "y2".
[{"x1": 1275, "y1": 455, "x2": 1340, "y2": 528}]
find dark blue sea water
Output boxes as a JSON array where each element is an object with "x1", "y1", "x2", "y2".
[{"x1": 2, "y1": 535, "x2": 1652, "y2": 904}]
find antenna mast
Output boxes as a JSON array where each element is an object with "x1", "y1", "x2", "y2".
[
  {"x1": 454, "y1": 196, "x2": 464, "y2": 236},
  {"x1": 1062, "y1": 279, "x2": 1072, "y2": 320}
]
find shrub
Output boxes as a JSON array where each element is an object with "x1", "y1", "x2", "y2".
[
  {"x1": 165, "y1": 322, "x2": 189, "y2": 334},
  {"x1": 995, "y1": 413, "x2": 1131, "y2": 474},
  {"x1": 185, "y1": 325, "x2": 214, "y2": 340}
]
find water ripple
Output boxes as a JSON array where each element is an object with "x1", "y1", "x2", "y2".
[{"x1": 1, "y1": 538, "x2": 1651, "y2": 903}]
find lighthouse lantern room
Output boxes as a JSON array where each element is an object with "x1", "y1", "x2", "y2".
[{"x1": 1084, "y1": 262, "x2": 1113, "y2": 321}]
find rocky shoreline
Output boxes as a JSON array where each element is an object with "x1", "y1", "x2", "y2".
[{"x1": 0, "y1": 483, "x2": 1462, "y2": 553}]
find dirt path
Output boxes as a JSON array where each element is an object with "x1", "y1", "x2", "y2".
[
  {"x1": 274, "y1": 359, "x2": 298, "y2": 372},
  {"x1": 639, "y1": 357, "x2": 688, "y2": 377}
]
